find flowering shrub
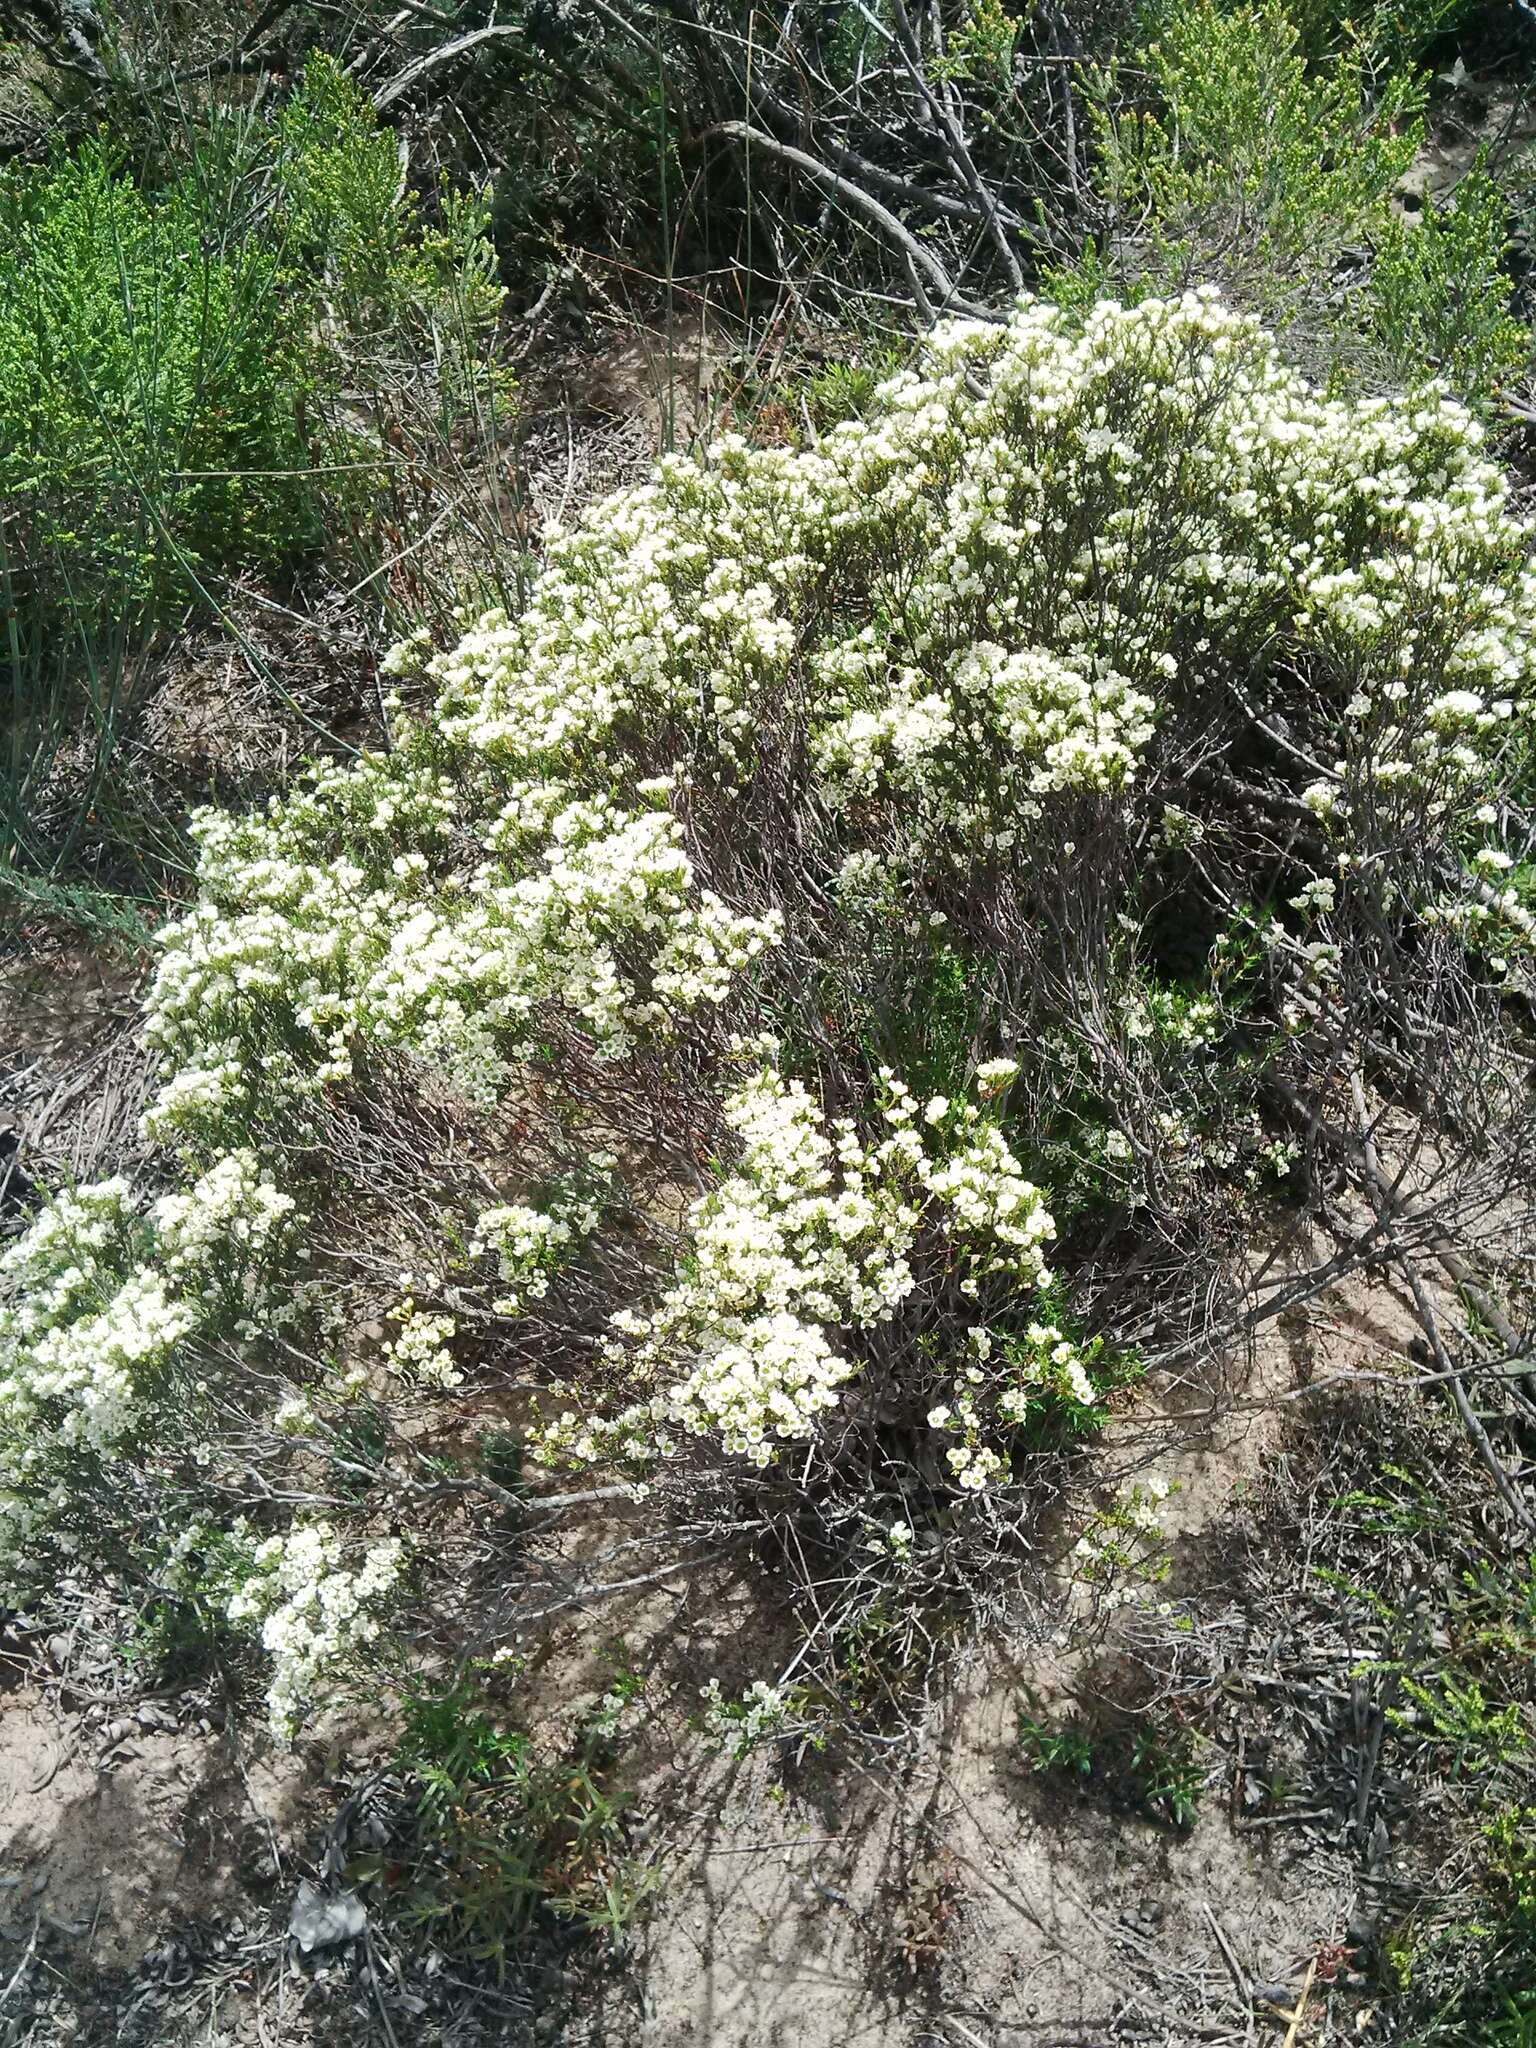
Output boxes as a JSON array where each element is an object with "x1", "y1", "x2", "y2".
[
  {"x1": 6, "y1": 288, "x2": 1536, "y2": 1727},
  {"x1": 533, "y1": 1066, "x2": 1081, "y2": 1478},
  {"x1": 0, "y1": 1156, "x2": 299, "y2": 1599},
  {"x1": 224, "y1": 1521, "x2": 406, "y2": 1738},
  {"x1": 699, "y1": 1676, "x2": 814, "y2": 1758},
  {"x1": 140, "y1": 290, "x2": 1532, "y2": 1155},
  {"x1": 471, "y1": 1155, "x2": 616, "y2": 1314}
]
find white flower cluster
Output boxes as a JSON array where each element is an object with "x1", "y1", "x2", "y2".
[
  {"x1": 0, "y1": 1157, "x2": 299, "y2": 1595},
  {"x1": 150, "y1": 1150, "x2": 299, "y2": 1307},
  {"x1": 338, "y1": 295, "x2": 1510, "y2": 931},
  {"x1": 0, "y1": 1156, "x2": 293, "y2": 1457},
  {"x1": 225, "y1": 1520, "x2": 405, "y2": 1738},
  {"x1": 1071, "y1": 1480, "x2": 1174, "y2": 1609},
  {"x1": 864, "y1": 1516, "x2": 915, "y2": 1560},
  {"x1": 144, "y1": 778, "x2": 781, "y2": 1132},
  {"x1": 699, "y1": 1676, "x2": 803, "y2": 1758},
  {"x1": 927, "y1": 1322, "x2": 1102, "y2": 1490},
  {"x1": 1121, "y1": 987, "x2": 1221, "y2": 1050},
  {"x1": 994, "y1": 1323, "x2": 1099, "y2": 1414},
  {"x1": 534, "y1": 1067, "x2": 1071, "y2": 1478},
  {"x1": 470, "y1": 1157, "x2": 614, "y2": 1314},
  {"x1": 382, "y1": 1298, "x2": 462, "y2": 1390},
  {"x1": 587, "y1": 1675, "x2": 647, "y2": 1740}
]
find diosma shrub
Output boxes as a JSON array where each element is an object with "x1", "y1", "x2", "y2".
[{"x1": 5, "y1": 291, "x2": 1536, "y2": 1729}]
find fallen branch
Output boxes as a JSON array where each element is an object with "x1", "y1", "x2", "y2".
[
  {"x1": 371, "y1": 24, "x2": 521, "y2": 111},
  {"x1": 706, "y1": 120, "x2": 1001, "y2": 323}
]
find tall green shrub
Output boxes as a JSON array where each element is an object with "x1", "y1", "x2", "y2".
[
  {"x1": 1373, "y1": 164, "x2": 1529, "y2": 397},
  {"x1": 0, "y1": 142, "x2": 316, "y2": 624},
  {"x1": 1079, "y1": 0, "x2": 1526, "y2": 405},
  {"x1": 1091, "y1": 0, "x2": 1422, "y2": 301},
  {"x1": 0, "y1": 53, "x2": 505, "y2": 884}
]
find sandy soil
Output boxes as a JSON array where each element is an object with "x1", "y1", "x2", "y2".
[{"x1": 0, "y1": 1240, "x2": 1433, "y2": 2047}]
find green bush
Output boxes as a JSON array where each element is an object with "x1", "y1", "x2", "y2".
[
  {"x1": 1079, "y1": 0, "x2": 1524, "y2": 405},
  {"x1": 0, "y1": 141, "x2": 316, "y2": 625},
  {"x1": 0, "y1": 53, "x2": 505, "y2": 886},
  {"x1": 274, "y1": 55, "x2": 505, "y2": 374},
  {"x1": 0, "y1": 52, "x2": 504, "y2": 628},
  {"x1": 1372, "y1": 165, "x2": 1529, "y2": 396},
  {"x1": 1092, "y1": 0, "x2": 1422, "y2": 291},
  {"x1": 384, "y1": 1674, "x2": 653, "y2": 1964}
]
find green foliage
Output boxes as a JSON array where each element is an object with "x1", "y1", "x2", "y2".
[
  {"x1": 1303, "y1": 1444, "x2": 1536, "y2": 2040},
  {"x1": 1279, "y1": 0, "x2": 1480, "y2": 67},
  {"x1": 1017, "y1": 1709, "x2": 1096, "y2": 1777},
  {"x1": 275, "y1": 55, "x2": 505, "y2": 381},
  {"x1": 477, "y1": 1427, "x2": 528, "y2": 1494},
  {"x1": 802, "y1": 346, "x2": 907, "y2": 433},
  {"x1": 328, "y1": 1402, "x2": 393, "y2": 1497},
  {"x1": 1338, "y1": 1474, "x2": 1536, "y2": 1790},
  {"x1": 1486, "y1": 1807, "x2": 1536, "y2": 1938},
  {"x1": 0, "y1": 51, "x2": 504, "y2": 893},
  {"x1": 929, "y1": 0, "x2": 1022, "y2": 93},
  {"x1": 1129, "y1": 1722, "x2": 1203, "y2": 1829},
  {"x1": 1018, "y1": 1701, "x2": 1203, "y2": 1830},
  {"x1": 1396, "y1": 1671, "x2": 1527, "y2": 1776},
  {"x1": 870, "y1": 942, "x2": 977, "y2": 1098},
  {"x1": 1094, "y1": 0, "x2": 1422, "y2": 286},
  {"x1": 276, "y1": 56, "x2": 416, "y2": 326},
  {"x1": 1487, "y1": 1998, "x2": 1536, "y2": 2048},
  {"x1": 1372, "y1": 167, "x2": 1529, "y2": 398},
  {"x1": 0, "y1": 865, "x2": 153, "y2": 950},
  {"x1": 0, "y1": 139, "x2": 315, "y2": 624},
  {"x1": 1386, "y1": 1910, "x2": 1536, "y2": 2043},
  {"x1": 728, "y1": 339, "x2": 909, "y2": 455},
  {"x1": 812, "y1": 1594, "x2": 955, "y2": 1729},
  {"x1": 1083, "y1": 0, "x2": 1522, "y2": 406},
  {"x1": 117, "y1": 1521, "x2": 273, "y2": 1692},
  {"x1": 120, "y1": 1593, "x2": 221, "y2": 1683},
  {"x1": 481, "y1": 41, "x2": 685, "y2": 286},
  {"x1": 385, "y1": 1672, "x2": 655, "y2": 1965}
]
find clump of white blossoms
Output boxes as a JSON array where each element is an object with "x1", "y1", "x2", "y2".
[
  {"x1": 225, "y1": 1521, "x2": 405, "y2": 1738},
  {"x1": 1070, "y1": 1480, "x2": 1176, "y2": 1612},
  {"x1": 533, "y1": 1067, "x2": 1084, "y2": 1480},
  {"x1": 382, "y1": 1298, "x2": 462, "y2": 1390},
  {"x1": 0, "y1": 1156, "x2": 298, "y2": 1598},
  {"x1": 699, "y1": 1676, "x2": 807, "y2": 1758},
  {"x1": 143, "y1": 779, "x2": 782, "y2": 1130},
  {"x1": 470, "y1": 1156, "x2": 615, "y2": 1314},
  {"x1": 0, "y1": 1155, "x2": 294, "y2": 1445},
  {"x1": 134, "y1": 290, "x2": 1534, "y2": 1164}
]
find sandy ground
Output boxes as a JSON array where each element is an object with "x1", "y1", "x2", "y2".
[{"x1": 0, "y1": 1239, "x2": 1432, "y2": 2047}]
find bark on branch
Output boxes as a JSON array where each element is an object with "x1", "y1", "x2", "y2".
[{"x1": 707, "y1": 119, "x2": 1001, "y2": 323}]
